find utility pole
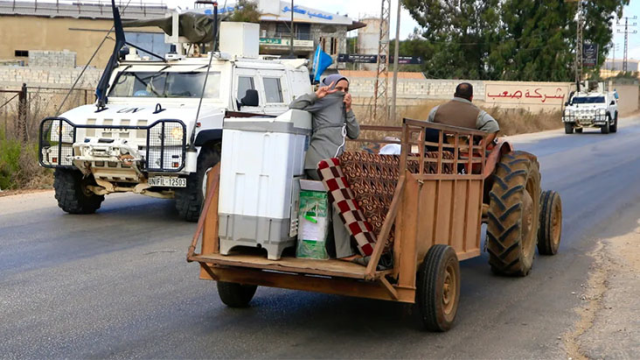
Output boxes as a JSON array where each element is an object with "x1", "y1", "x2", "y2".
[
  {"x1": 289, "y1": 0, "x2": 295, "y2": 57},
  {"x1": 373, "y1": 0, "x2": 391, "y2": 124},
  {"x1": 576, "y1": 0, "x2": 583, "y2": 91},
  {"x1": 390, "y1": 0, "x2": 402, "y2": 123},
  {"x1": 616, "y1": 16, "x2": 637, "y2": 73}
]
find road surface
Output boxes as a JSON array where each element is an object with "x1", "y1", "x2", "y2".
[{"x1": 2, "y1": 116, "x2": 640, "y2": 359}]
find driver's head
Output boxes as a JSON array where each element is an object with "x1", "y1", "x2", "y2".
[{"x1": 455, "y1": 83, "x2": 473, "y2": 102}]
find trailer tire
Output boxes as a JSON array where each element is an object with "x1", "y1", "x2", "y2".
[
  {"x1": 416, "y1": 245, "x2": 460, "y2": 332},
  {"x1": 487, "y1": 151, "x2": 541, "y2": 276},
  {"x1": 175, "y1": 144, "x2": 221, "y2": 222},
  {"x1": 538, "y1": 190, "x2": 562, "y2": 255},
  {"x1": 53, "y1": 169, "x2": 104, "y2": 214},
  {"x1": 575, "y1": 128, "x2": 583, "y2": 134},
  {"x1": 217, "y1": 281, "x2": 258, "y2": 308}
]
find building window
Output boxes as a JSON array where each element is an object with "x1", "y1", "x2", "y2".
[
  {"x1": 330, "y1": 38, "x2": 338, "y2": 55},
  {"x1": 320, "y1": 37, "x2": 327, "y2": 52},
  {"x1": 263, "y1": 78, "x2": 283, "y2": 103},
  {"x1": 275, "y1": 23, "x2": 291, "y2": 38},
  {"x1": 275, "y1": 23, "x2": 311, "y2": 40},
  {"x1": 296, "y1": 24, "x2": 311, "y2": 40},
  {"x1": 15, "y1": 50, "x2": 29, "y2": 57},
  {"x1": 237, "y1": 76, "x2": 255, "y2": 100}
]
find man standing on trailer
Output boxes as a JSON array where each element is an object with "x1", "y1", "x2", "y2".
[{"x1": 426, "y1": 83, "x2": 500, "y2": 146}]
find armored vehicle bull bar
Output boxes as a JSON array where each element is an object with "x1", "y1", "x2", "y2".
[{"x1": 39, "y1": 117, "x2": 187, "y2": 172}]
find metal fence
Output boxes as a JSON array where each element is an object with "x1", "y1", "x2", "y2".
[{"x1": 0, "y1": 83, "x2": 94, "y2": 142}]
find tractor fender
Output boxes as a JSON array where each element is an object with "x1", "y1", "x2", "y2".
[{"x1": 483, "y1": 141, "x2": 513, "y2": 178}]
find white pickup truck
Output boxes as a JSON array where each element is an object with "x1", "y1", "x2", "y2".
[
  {"x1": 562, "y1": 91, "x2": 619, "y2": 134},
  {"x1": 39, "y1": 20, "x2": 313, "y2": 221}
]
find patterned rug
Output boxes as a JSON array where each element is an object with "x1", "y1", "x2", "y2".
[{"x1": 318, "y1": 152, "x2": 455, "y2": 256}]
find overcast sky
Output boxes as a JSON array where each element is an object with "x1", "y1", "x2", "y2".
[{"x1": 160, "y1": 0, "x2": 640, "y2": 60}]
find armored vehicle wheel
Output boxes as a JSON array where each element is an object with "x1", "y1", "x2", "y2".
[
  {"x1": 53, "y1": 169, "x2": 104, "y2": 214},
  {"x1": 416, "y1": 245, "x2": 460, "y2": 332},
  {"x1": 575, "y1": 128, "x2": 583, "y2": 134},
  {"x1": 538, "y1": 190, "x2": 562, "y2": 255},
  {"x1": 610, "y1": 114, "x2": 618, "y2": 133},
  {"x1": 217, "y1": 281, "x2": 258, "y2": 308},
  {"x1": 601, "y1": 116, "x2": 611, "y2": 134},
  {"x1": 487, "y1": 151, "x2": 541, "y2": 276},
  {"x1": 175, "y1": 144, "x2": 221, "y2": 222},
  {"x1": 564, "y1": 123, "x2": 574, "y2": 134}
]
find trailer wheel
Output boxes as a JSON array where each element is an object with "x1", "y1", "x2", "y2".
[
  {"x1": 217, "y1": 281, "x2": 258, "y2": 308},
  {"x1": 175, "y1": 144, "x2": 220, "y2": 222},
  {"x1": 487, "y1": 151, "x2": 541, "y2": 276},
  {"x1": 53, "y1": 169, "x2": 104, "y2": 214},
  {"x1": 575, "y1": 128, "x2": 583, "y2": 134},
  {"x1": 416, "y1": 245, "x2": 460, "y2": 332},
  {"x1": 538, "y1": 190, "x2": 562, "y2": 255}
]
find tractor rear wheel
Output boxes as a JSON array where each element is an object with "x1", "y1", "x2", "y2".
[
  {"x1": 416, "y1": 245, "x2": 460, "y2": 332},
  {"x1": 538, "y1": 190, "x2": 562, "y2": 255},
  {"x1": 487, "y1": 151, "x2": 541, "y2": 276},
  {"x1": 217, "y1": 281, "x2": 258, "y2": 308}
]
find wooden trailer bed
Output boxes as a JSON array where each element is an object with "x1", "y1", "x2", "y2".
[{"x1": 187, "y1": 119, "x2": 494, "y2": 304}]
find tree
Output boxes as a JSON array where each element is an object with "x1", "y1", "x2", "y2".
[
  {"x1": 228, "y1": 0, "x2": 261, "y2": 23},
  {"x1": 400, "y1": 0, "x2": 629, "y2": 81}
]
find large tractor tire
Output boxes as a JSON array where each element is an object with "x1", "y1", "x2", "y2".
[
  {"x1": 487, "y1": 151, "x2": 541, "y2": 276},
  {"x1": 538, "y1": 190, "x2": 562, "y2": 255},
  {"x1": 53, "y1": 169, "x2": 104, "y2": 214},
  {"x1": 416, "y1": 245, "x2": 460, "y2": 332},
  {"x1": 217, "y1": 281, "x2": 258, "y2": 308},
  {"x1": 175, "y1": 144, "x2": 221, "y2": 222}
]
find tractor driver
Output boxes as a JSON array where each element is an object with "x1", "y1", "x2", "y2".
[{"x1": 426, "y1": 82, "x2": 499, "y2": 147}]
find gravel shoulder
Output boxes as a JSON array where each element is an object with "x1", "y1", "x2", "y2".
[{"x1": 565, "y1": 202, "x2": 640, "y2": 359}]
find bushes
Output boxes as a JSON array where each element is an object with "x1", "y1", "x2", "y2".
[{"x1": 0, "y1": 132, "x2": 52, "y2": 190}]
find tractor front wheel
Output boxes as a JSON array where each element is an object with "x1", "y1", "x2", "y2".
[{"x1": 538, "y1": 190, "x2": 563, "y2": 255}]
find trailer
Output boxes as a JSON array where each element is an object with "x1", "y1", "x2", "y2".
[{"x1": 187, "y1": 119, "x2": 563, "y2": 331}]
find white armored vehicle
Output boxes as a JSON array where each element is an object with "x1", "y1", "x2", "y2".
[
  {"x1": 39, "y1": 4, "x2": 312, "y2": 221},
  {"x1": 562, "y1": 90, "x2": 618, "y2": 134}
]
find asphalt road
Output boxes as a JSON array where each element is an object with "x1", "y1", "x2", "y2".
[{"x1": 2, "y1": 115, "x2": 640, "y2": 359}]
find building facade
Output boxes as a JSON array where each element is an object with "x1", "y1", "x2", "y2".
[
  {"x1": 255, "y1": 0, "x2": 365, "y2": 68},
  {"x1": 0, "y1": 0, "x2": 168, "y2": 68}
]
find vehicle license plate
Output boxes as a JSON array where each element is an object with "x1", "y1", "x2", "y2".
[{"x1": 148, "y1": 176, "x2": 186, "y2": 188}]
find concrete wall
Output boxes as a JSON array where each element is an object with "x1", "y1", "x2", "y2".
[
  {"x1": 614, "y1": 84, "x2": 640, "y2": 115},
  {"x1": 349, "y1": 78, "x2": 575, "y2": 113},
  {"x1": 28, "y1": 50, "x2": 76, "y2": 68}
]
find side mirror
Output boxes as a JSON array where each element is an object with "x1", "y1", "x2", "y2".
[
  {"x1": 610, "y1": 101, "x2": 616, "y2": 106},
  {"x1": 564, "y1": 101, "x2": 570, "y2": 106},
  {"x1": 241, "y1": 89, "x2": 260, "y2": 107}
]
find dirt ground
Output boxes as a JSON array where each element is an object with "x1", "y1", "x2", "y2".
[{"x1": 564, "y1": 220, "x2": 640, "y2": 359}]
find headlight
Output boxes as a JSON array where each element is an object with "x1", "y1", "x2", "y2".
[
  {"x1": 564, "y1": 109, "x2": 572, "y2": 116},
  {"x1": 599, "y1": 109, "x2": 606, "y2": 115},
  {"x1": 170, "y1": 126, "x2": 184, "y2": 141}
]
